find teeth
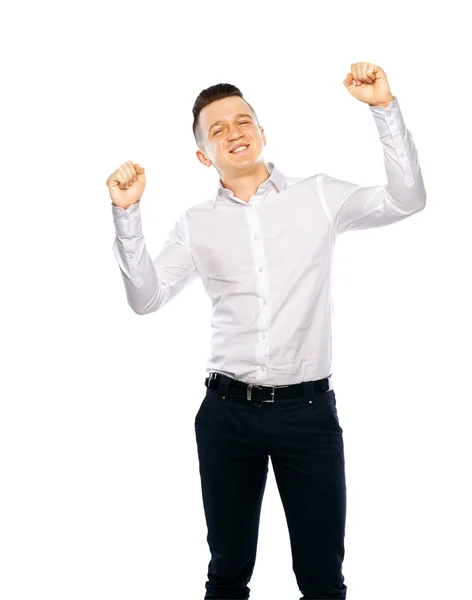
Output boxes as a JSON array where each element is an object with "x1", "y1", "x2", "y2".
[{"x1": 233, "y1": 145, "x2": 248, "y2": 153}]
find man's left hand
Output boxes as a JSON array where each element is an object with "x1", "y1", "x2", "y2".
[{"x1": 343, "y1": 62, "x2": 395, "y2": 107}]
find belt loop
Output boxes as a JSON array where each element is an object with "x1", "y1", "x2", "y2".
[
  {"x1": 218, "y1": 375, "x2": 231, "y2": 400},
  {"x1": 302, "y1": 380, "x2": 315, "y2": 405}
]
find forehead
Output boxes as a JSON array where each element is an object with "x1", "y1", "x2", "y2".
[{"x1": 200, "y1": 96, "x2": 254, "y2": 133}]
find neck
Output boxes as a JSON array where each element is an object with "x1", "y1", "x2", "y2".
[{"x1": 219, "y1": 161, "x2": 270, "y2": 203}]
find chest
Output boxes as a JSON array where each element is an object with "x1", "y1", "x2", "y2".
[{"x1": 188, "y1": 186, "x2": 333, "y2": 289}]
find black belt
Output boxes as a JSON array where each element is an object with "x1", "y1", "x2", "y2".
[{"x1": 204, "y1": 371, "x2": 332, "y2": 403}]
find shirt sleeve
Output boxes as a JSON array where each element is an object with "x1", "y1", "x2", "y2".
[
  {"x1": 320, "y1": 97, "x2": 427, "y2": 235},
  {"x1": 111, "y1": 200, "x2": 199, "y2": 315}
]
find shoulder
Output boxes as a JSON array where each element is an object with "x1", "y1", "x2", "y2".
[{"x1": 284, "y1": 172, "x2": 326, "y2": 191}]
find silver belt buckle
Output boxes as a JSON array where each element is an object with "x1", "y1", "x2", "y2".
[
  {"x1": 247, "y1": 383, "x2": 289, "y2": 402},
  {"x1": 247, "y1": 383, "x2": 275, "y2": 402}
]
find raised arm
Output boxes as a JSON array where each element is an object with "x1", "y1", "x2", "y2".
[
  {"x1": 111, "y1": 202, "x2": 199, "y2": 315},
  {"x1": 107, "y1": 161, "x2": 199, "y2": 315},
  {"x1": 321, "y1": 97, "x2": 427, "y2": 235}
]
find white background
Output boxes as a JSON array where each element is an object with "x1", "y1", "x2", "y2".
[{"x1": 1, "y1": 1, "x2": 471, "y2": 599}]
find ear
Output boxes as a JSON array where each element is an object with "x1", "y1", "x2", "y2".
[
  {"x1": 196, "y1": 148, "x2": 212, "y2": 167},
  {"x1": 260, "y1": 126, "x2": 266, "y2": 145}
]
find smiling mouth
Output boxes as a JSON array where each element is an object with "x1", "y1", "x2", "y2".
[{"x1": 230, "y1": 144, "x2": 250, "y2": 154}]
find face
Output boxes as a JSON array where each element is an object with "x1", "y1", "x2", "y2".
[{"x1": 196, "y1": 96, "x2": 266, "y2": 174}]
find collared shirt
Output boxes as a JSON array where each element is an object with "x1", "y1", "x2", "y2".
[{"x1": 111, "y1": 96, "x2": 426, "y2": 385}]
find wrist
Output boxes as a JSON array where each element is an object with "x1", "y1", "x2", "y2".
[{"x1": 369, "y1": 95, "x2": 395, "y2": 108}]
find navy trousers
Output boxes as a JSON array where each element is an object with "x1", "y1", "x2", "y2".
[{"x1": 194, "y1": 374, "x2": 347, "y2": 599}]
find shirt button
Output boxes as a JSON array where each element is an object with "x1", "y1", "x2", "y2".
[
  {"x1": 400, "y1": 152, "x2": 404, "y2": 157},
  {"x1": 260, "y1": 366, "x2": 265, "y2": 370},
  {"x1": 128, "y1": 253, "x2": 134, "y2": 259},
  {"x1": 253, "y1": 234, "x2": 258, "y2": 239},
  {"x1": 387, "y1": 111, "x2": 391, "y2": 116},
  {"x1": 258, "y1": 267, "x2": 263, "y2": 272},
  {"x1": 123, "y1": 214, "x2": 128, "y2": 220},
  {"x1": 389, "y1": 120, "x2": 393, "y2": 125},
  {"x1": 261, "y1": 333, "x2": 266, "y2": 339},
  {"x1": 262, "y1": 300, "x2": 267, "y2": 305}
]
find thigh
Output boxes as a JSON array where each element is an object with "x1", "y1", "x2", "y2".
[
  {"x1": 271, "y1": 389, "x2": 346, "y2": 528},
  {"x1": 194, "y1": 389, "x2": 269, "y2": 547}
]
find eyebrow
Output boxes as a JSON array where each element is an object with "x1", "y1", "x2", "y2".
[{"x1": 208, "y1": 113, "x2": 253, "y2": 134}]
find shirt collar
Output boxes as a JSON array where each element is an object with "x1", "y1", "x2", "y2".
[{"x1": 212, "y1": 161, "x2": 286, "y2": 208}]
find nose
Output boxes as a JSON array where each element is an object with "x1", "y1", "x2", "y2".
[{"x1": 228, "y1": 123, "x2": 245, "y2": 138}]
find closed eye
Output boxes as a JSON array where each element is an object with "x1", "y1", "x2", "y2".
[{"x1": 213, "y1": 120, "x2": 250, "y2": 135}]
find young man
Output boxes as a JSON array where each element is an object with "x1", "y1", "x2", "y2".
[{"x1": 107, "y1": 62, "x2": 426, "y2": 600}]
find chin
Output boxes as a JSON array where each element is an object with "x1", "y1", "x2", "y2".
[{"x1": 229, "y1": 148, "x2": 261, "y2": 164}]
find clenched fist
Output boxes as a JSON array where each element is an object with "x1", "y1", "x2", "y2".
[{"x1": 106, "y1": 160, "x2": 146, "y2": 210}]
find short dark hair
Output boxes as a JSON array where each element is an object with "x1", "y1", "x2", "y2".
[{"x1": 192, "y1": 83, "x2": 258, "y2": 148}]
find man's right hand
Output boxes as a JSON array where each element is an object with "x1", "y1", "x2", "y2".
[{"x1": 106, "y1": 160, "x2": 146, "y2": 209}]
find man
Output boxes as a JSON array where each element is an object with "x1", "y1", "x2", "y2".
[{"x1": 106, "y1": 62, "x2": 426, "y2": 600}]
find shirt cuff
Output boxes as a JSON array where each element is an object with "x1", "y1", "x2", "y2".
[
  {"x1": 368, "y1": 96, "x2": 406, "y2": 139},
  {"x1": 111, "y1": 200, "x2": 143, "y2": 237}
]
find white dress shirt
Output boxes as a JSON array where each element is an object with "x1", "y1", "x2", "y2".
[{"x1": 111, "y1": 96, "x2": 426, "y2": 386}]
